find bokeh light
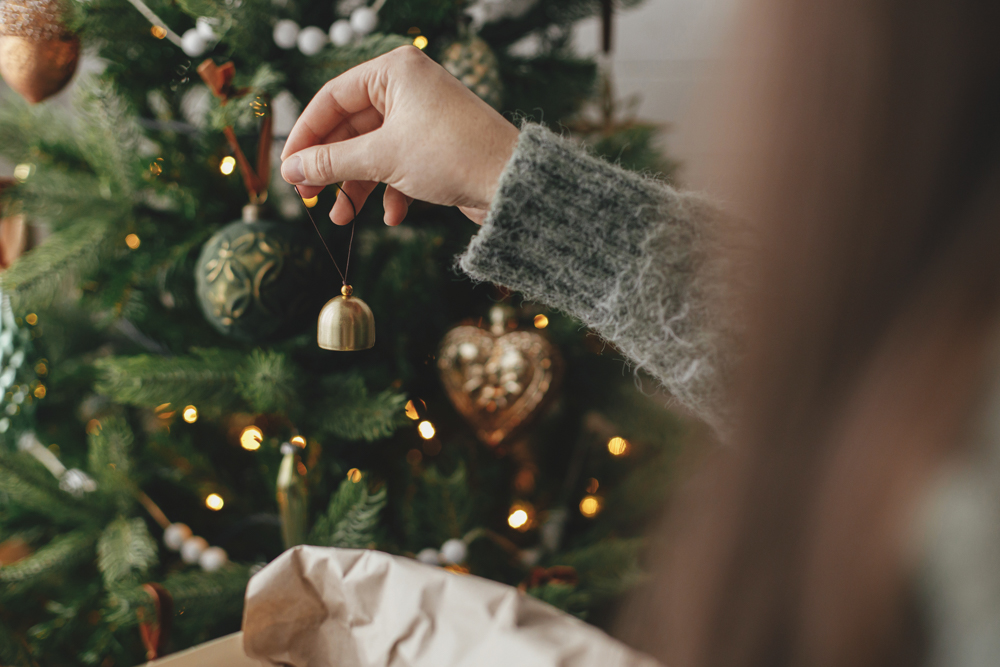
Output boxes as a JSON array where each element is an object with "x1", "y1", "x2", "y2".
[
  {"x1": 205, "y1": 493, "x2": 224, "y2": 510},
  {"x1": 240, "y1": 425, "x2": 263, "y2": 451},
  {"x1": 418, "y1": 420, "x2": 436, "y2": 440},
  {"x1": 182, "y1": 405, "x2": 198, "y2": 423},
  {"x1": 607, "y1": 436, "x2": 630, "y2": 457}
]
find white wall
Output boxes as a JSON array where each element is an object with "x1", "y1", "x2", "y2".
[{"x1": 574, "y1": 0, "x2": 738, "y2": 172}]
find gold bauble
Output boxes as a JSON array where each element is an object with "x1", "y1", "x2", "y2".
[
  {"x1": 0, "y1": 0, "x2": 80, "y2": 104},
  {"x1": 317, "y1": 284, "x2": 375, "y2": 351}
]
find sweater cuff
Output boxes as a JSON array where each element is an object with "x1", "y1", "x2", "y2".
[{"x1": 458, "y1": 123, "x2": 722, "y2": 425}]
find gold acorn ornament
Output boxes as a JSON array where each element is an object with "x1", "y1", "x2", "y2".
[
  {"x1": 0, "y1": 0, "x2": 80, "y2": 104},
  {"x1": 441, "y1": 34, "x2": 503, "y2": 110},
  {"x1": 317, "y1": 284, "x2": 375, "y2": 351}
]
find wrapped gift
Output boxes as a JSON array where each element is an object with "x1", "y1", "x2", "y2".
[
  {"x1": 241, "y1": 546, "x2": 662, "y2": 667},
  {"x1": 145, "y1": 632, "x2": 261, "y2": 666}
]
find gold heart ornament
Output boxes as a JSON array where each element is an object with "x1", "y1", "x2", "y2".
[{"x1": 438, "y1": 307, "x2": 561, "y2": 447}]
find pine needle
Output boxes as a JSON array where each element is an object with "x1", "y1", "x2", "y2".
[
  {"x1": 96, "y1": 517, "x2": 158, "y2": 587},
  {"x1": 309, "y1": 477, "x2": 386, "y2": 549}
]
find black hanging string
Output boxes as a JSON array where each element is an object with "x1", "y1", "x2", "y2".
[{"x1": 294, "y1": 184, "x2": 358, "y2": 286}]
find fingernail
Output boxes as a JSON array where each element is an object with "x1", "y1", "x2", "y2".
[{"x1": 282, "y1": 156, "x2": 304, "y2": 184}]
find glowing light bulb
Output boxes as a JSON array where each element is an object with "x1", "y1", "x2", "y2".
[
  {"x1": 290, "y1": 435, "x2": 306, "y2": 447},
  {"x1": 220, "y1": 156, "x2": 237, "y2": 175},
  {"x1": 508, "y1": 509, "x2": 528, "y2": 529},
  {"x1": 347, "y1": 468, "x2": 363, "y2": 483},
  {"x1": 607, "y1": 436, "x2": 630, "y2": 457},
  {"x1": 182, "y1": 405, "x2": 198, "y2": 423},
  {"x1": 533, "y1": 314, "x2": 549, "y2": 329},
  {"x1": 417, "y1": 421, "x2": 435, "y2": 440},
  {"x1": 125, "y1": 233, "x2": 141, "y2": 250},
  {"x1": 13, "y1": 164, "x2": 31, "y2": 181},
  {"x1": 579, "y1": 495, "x2": 603, "y2": 518},
  {"x1": 24, "y1": 313, "x2": 37, "y2": 326},
  {"x1": 405, "y1": 399, "x2": 421, "y2": 420},
  {"x1": 33, "y1": 384, "x2": 46, "y2": 399},
  {"x1": 413, "y1": 35, "x2": 428, "y2": 49},
  {"x1": 151, "y1": 25, "x2": 167, "y2": 39},
  {"x1": 302, "y1": 195, "x2": 319, "y2": 208},
  {"x1": 205, "y1": 493, "x2": 224, "y2": 510},
  {"x1": 240, "y1": 425, "x2": 263, "y2": 451}
]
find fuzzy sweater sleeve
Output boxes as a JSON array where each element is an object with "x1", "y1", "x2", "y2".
[{"x1": 459, "y1": 124, "x2": 724, "y2": 427}]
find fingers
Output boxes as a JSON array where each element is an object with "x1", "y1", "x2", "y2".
[
  {"x1": 281, "y1": 130, "x2": 388, "y2": 187},
  {"x1": 383, "y1": 185, "x2": 412, "y2": 226},
  {"x1": 281, "y1": 59, "x2": 386, "y2": 161},
  {"x1": 331, "y1": 181, "x2": 378, "y2": 226}
]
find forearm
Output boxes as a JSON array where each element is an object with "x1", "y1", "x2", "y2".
[{"x1": 459, "y1": 124, "x2": 725, "y2": 428}]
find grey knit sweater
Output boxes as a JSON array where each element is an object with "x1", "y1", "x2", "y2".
[
  {"x1": 458, "y1": 123, "x2": 1000, "y2": 667},
  {"x1": 460, "y1": 123, "x2": 721, "y2": 426}
]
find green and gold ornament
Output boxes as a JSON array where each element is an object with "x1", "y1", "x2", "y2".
[{"x1": 195, "y1": 205, "x2": 321, "y2": 342}]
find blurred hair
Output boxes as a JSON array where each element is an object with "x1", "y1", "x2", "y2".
[{"x1": 620, "y1": 1, "x2": 1000, "y2": 666}]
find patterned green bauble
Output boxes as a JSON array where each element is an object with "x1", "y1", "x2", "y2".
[
  {"x1": 441, "y1": 36, "x2": 503, "y2": 109},
  {"x1": 195, "y1": 206, "x2": 321, "y2": 342}
]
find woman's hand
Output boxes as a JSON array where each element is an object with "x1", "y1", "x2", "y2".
[{"x1": 280, "y1": 45, "x2": 520, "y2": 225}]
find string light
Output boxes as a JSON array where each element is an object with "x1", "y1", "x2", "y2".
[
  {"x1": 151, "y1": 25, "x2": 167, "y2": 39},
  {"x1": 182, "y1": 405, "x2": 198, "y2": 423},
  {"x1": 290, "y1": 435, "x2": 306, "y2": 447},
  {"x1": 507, "y1": 501, "x2": 534, "y2": 531},
  {"x1": 149, "y1": 161, "x2": 162, "y2": 176},
  {"x1": 508, "y1": 509, "x2": 528, "y2": 529},
  {"x1": 220, "y1": 156, "x2": 236, "y2": 175},
  {"x1": 413, "y1": 35, "x2": 428, "y2": 49},
  {"x1": 34, "y1": 362, "x2": 47, "y2": 375},
  {"x1": 533, "y1": 314, "x2": 549, "y2": 329},
  {"x1": 579, "y1": 495, "x2": 604, "y2": 518},
  {"x1": 417, "y1": 420, "x2": 435, "y2": 440},
  {"x1": 13, "y1": 164, "x2": 31, "y2": 181},
  {"x1": 86, "y1": 419, "x2": 102, "y2": 435},
  {"x1": 125, "y1": 234, "x2": 141, "y2": 250},
  {"x1": 607, "y1": 436, "x2": 630, "y2": 457},
  {"x1": 302, "y1": 195, "x2": 318, "y2": 208},
  {"x1": 33, "y1": 384, "x2": 45, "y2": 399},
  {"x1": 346, "y1": 468, "x2": 363, "y2": 483},
  {"x1": 240, "y1": 425, "x2": 263, "y2": 451},
  {"x1": 24, "y1": 313, "x2": 37, "y2": 326},
  {"x1": 205, "y1": 493, "x2": 224, "y2": 510},
  {"x1": 404, "y1": 399, "x2": 424, "y2": 420}
]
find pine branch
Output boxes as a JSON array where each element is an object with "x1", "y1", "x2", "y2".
[
  {"x1": 308, "y1": 477, "x2": 386, "y2": 549},
  {"x1": 402, "y1": 464, "x2": 470, "y2": 550},
  {"x1": 0, "y1": 529, "x2": 96, "y2": 595},
  {"x1": 317, "y1": 374, "x2": 407, "y2": 442},
  {"x1": 552, "y1": 538, "x2": 645, "y2": 601},
  {"x1": 0, "y1": 452, "x2": 91, "y2": 525},
  {"x1": 96, "y1": 517, "x2": 158, "y2": 588},
  {"x1": 77, "y1": 79, "x2": 143, "y2": 201},
  {"x1": 234, "y1": 349, "x2": 296, "y2": 413},
  {"x1": 87, "y1": 416, "x2": 137, "y2": 512},
  {"x1": 106, "y1": 565, "x2": 252, "y2": 631},
  {"x1": 208, "y1": 65, "x2": 285, "y2": 132},
  {"x1": 1, "y1": 219, "x2": 115, "y2": 308},
  {"x1": 94, "y1": 349, "x2": 245, "y2": 413},
  {"x1": 0, "y1": 619, "x2": 31, "y2": 666}
]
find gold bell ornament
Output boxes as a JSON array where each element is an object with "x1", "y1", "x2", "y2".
[
  {"x1": 296, "y1": 185, "x2": 376, "y2": 351},
  {"x1": 317, "y1": 284, "x2": 375, "y2": 351}
]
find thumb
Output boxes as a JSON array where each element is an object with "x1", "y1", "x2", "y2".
[{"x1": 281, "y1": 131, "x2": 389, "y2": 187}]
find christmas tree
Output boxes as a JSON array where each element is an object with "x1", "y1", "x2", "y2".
[{"x1": 0, "y1": 0, "x2": 685, "y2": 663}]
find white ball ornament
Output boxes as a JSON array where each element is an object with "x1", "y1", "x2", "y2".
[
  {"x1": 439, "y1": 538, "x2": 467, "y2": 565},
  {"x1": 297, "y1": 26, "x2": 328, "y2": 56},
  {"x1": 416, "y1": 548, "x2": 440, "y2": 565},
  {"x1": 196, "y1": 17, "x2": 217, "y2": 41},
  {"x1": 163, "y1": 523, "x2": 193, "y2": 551},
  {"x1": 329, "y1": 19, "x2": 353, "y2": 46},
  {"x1": 349, "y1": 6, "x2": 378, "y2": 36},
  {"x1": 273, "y1": 19, "x2": 301, "y2": 49},
  {"x1": 199, "y1": 546, "x2": 229, "y2": 572},
  {"x1": 181, "y1": 29, "x2": 208, "y2": 57},
  {"x1": 180, "y1": 535, "x2": 209, "y2": 564}
]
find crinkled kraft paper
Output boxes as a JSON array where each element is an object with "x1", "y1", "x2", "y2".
[{"x1": 242, "y1": 546, "x2": 663, "y2": 667}]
